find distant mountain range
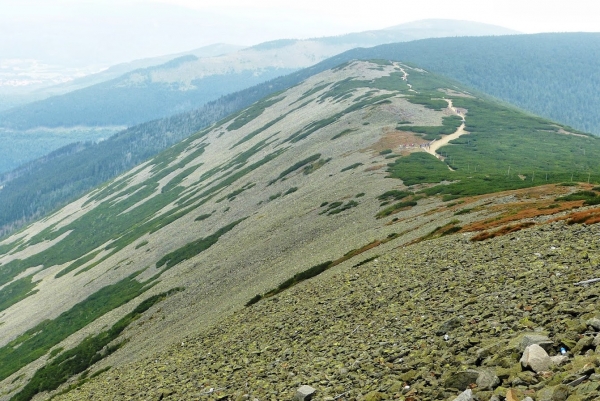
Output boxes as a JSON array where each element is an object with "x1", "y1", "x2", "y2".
[
  {"x1": 0, "y1": 19, "x2": 517, "y2": 130},
  {"x1": 0, "y1": 44, "x2": 246, "y2": 111}
]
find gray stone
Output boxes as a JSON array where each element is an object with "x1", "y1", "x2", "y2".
[
  {"x1": 452, "y1": 389, "x2": 473, "y2": 401},
  {"x1": 566, "y1": 375, "x2": 587, "y2": 387},
  {"x1": 523, "y1": 398, "x2": 534, "y2": 401},
  {"x1": 550, "y1": 355, "x2": 569, "y2": 366},
  {"x1": 520, "y1": 334, "x2": 553, "y2": 352},
  {"x1": 551, "y1": 385, "x2": 570, "y2": 401},
  {"x1": 435, "y1": 317, "x2": 462, "y2": 335},
  {"x1": 294, "y1": 385, "x2": 316, "y2": 401},
  {"x1": 594, "y1": 333, "x2": 600, "y2": 347},
  {"x1": 586, "y1": 317, "x2": 600, "y2": 330},
  {"x1": 537, "y1": 385, "x2": 570, "y2": 401},
  {"x1": 521, "y1": 344, "x2": 552, "y2": 373},
  {"x1": 537, "y1": 387, "x2": 553, "y2": 401},
  {"x1": 444, "y1": 370, "x2": 480, "y2": 390},
  {"x1": 476, "y1": 341, "x2": 506, "y2": 359},
  {"x1": 476, "y1": 369, "x2": 500, "y2": 390}
]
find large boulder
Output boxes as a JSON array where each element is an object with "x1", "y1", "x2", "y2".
[
  {"x1": 444, "y1": 370, "x2": 480, "y2": 390},
  {"x1": 519, "y1": 333, "x2": 553, "y2": 352},
  {"x1": 520, "y1": 344, "x2": 552, "y2": 373}
]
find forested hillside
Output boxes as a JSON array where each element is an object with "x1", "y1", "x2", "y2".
[
  {"x1": 332, "y1": 32, "x2": 600, "y2": 134},
  {"x1": 0, "y1": 75, "x2": 296, "y2": 237},
  {"x1": 0, "y1": 66, "x2": 295, "y2": 129}
]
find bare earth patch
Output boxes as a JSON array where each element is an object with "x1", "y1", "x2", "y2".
[{"x1": 367, "y1": 127, "x2": 428, "y2": 153}]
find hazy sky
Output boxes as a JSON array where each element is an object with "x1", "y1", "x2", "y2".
[{"x1": 1, "y1": 0, "x2": 599, "y2": 66}]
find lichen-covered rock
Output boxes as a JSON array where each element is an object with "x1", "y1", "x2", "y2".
[
  {"x1": 444, "y1": 370, "x2": 480, "y2": 390},
  {"x1": 519, "y1": 333, "x2": 553, "y2": 352},
  {"x1": 521, "y1": 344, "x2": 552, "y2": 373},
  {"x1": 536, "y1": 384, "x2": 570, "y2": 401},
  {"x1": 476, "y1": 369, "x2": 500, "y2": 390},
  {"x1": 586, "y1": 318, "x2": 600, "y2": 331},
  {"x1": 435, "y1": 317, "x2": 462, "y2": 336},
  {"x1": 363, "y1": 391, "x2": 386, "y2": 401},
  {"x1": 572, "y1": 336, "x2": 595, "y2": 355}
]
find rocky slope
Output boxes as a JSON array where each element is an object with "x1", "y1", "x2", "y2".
[
  {"x1": 54, "y1": 217, "x2": 600, "y2": 401},
  {"x1": 0, "y1": 61, "x2": 456, "y2": 399}
]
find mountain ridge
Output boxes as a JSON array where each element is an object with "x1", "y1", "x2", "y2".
[
  {"x1": 1, "y1": 32, "x2": 599, "y2": 242},
  {"x1": 1, "y1": 60, "x2": 600, "y2": 400}
]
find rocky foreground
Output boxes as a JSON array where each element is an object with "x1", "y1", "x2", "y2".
[{"x1": 56, "y1": 220, "x2": 600, "y2": 401}]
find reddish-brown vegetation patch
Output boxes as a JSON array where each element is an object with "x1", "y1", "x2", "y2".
[
  {"x1": 461, "y1": 200, "x2": 582, "y2": 233},
  {"x1": 550, "y1": 207, "x2": 600, "y2": 225},
  {"x1": 470, "y1": 222, "x2": 536, "y2": 242}
]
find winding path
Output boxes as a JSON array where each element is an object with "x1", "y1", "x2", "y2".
[
  {"x1": 394, "y1": 64, "x2": 469, "y2": 168},
  {"x1": 424, "y1": 99, "x2": 468, "y2": 163}
]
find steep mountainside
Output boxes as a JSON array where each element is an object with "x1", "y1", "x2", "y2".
[
  {"x1": 57, "y1": 220, "x2": 600, "y2": 401},
  {"x1": 0, "y1": 73, "x2": 296, "y2": 236},
  {"x1": 1, "y1": 61, "x2": 600, "y2": 401}
]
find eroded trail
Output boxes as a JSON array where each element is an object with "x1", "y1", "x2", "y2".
[{"x1": 425, "y1": 98, "x2": 468, "y2": 162}]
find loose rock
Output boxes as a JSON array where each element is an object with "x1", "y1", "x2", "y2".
[
  {"x1": 452, "y1": 389, "x2": 473, "y2": 401},
  {"x1": 444, "y1": 370, "x2": 480, "y2": 390},
  {"x1": 519, "y1": 334, "x2": 553, "y2": 352},
  {"x1": 476, "y1": 369, "x2": 500, "y2": 390},
  {"x1": 521, "y1": 344, "x2": 552, "y2": 373},
  {"x1": 586, "y1": 317, "x2": 600, "y2": 330},
  {"x1": 435, "y1": 317, "x2": 462, "y2": 335},
  {"x1": 294, "y1": 385, "x2": 316, "y2": 401}
]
